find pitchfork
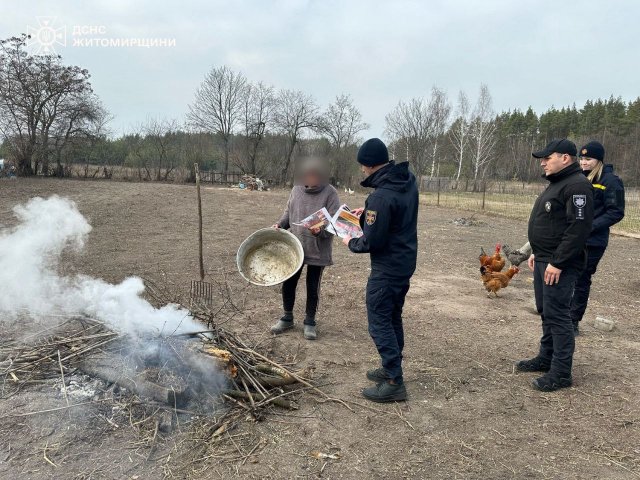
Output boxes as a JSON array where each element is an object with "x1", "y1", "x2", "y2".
[{"x1": 190, "y1": 163, "x2": 214, "y2": 308}]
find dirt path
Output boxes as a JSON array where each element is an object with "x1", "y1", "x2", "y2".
[{"x1": 1, "y1": 178, "x2": 639, "y2": 479}]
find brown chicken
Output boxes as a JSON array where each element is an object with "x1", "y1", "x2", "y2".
[
  {"x1": 479, "y1": 243, "x2": 506, "y2": 272},
  {"x1": 480, "y1": 265, "x2": 519, "y2": 297}
]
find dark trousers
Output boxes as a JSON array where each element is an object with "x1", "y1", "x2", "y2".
[
  {"x1": 570, "y1": 246, "x2": 606, "y2": 324},
  {"x1": 282, "y1": 265, "x2": 324, "y2": 326},
  {"x1": 533, "y1": 261, "x2": 580, "y2": 376},
  {"x1": 366, "y1": 275, "x2": 411, "y2": 384}
]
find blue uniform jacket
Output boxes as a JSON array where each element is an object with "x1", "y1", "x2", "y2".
[
  {"x1": 587, "y1": 164, "x2": 625, "y2": 248},
  {"x1": 348, "y1": 161, "x2": 419, "y2": 278}
]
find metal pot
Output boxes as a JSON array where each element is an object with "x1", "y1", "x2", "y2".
[{"x1": 237, "y1": 228, "x2": 304, "y2": 286}]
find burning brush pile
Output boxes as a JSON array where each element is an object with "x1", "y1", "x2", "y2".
[
  {"x1": 1, "y1": 309, "x2": 312, "y2": 421},
  {"x1": 0, "y1": 196, "x2": 321, "y2": 442}
]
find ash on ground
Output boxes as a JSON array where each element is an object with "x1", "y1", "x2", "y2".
[
  {"x1": 55, "y1": 374, "x2": 107, "y2": 401},
  {"x1": 452, "y1": 216, "x2": 487, "y2": 227}
]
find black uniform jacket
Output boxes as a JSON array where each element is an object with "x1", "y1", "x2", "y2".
[
  {"x1": 587, "y1": 164, "x2": 625, "y2": 248},
  {"x1": 348, "y1": 161, "x2": 419, "y2": 278},
  {"x1": 528, "y1": 162, "x2": 594, "y2": 270}
]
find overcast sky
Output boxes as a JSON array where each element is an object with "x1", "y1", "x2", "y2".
[{"x1": 2, "y1": 0, "x2": 638, "y2": 140}]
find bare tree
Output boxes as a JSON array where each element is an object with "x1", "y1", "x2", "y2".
[
  {"x1": 469, "y1": 84, "x2": 497, "y2": 184},
  {"x1": 426, "y1": 87, "x2": 451, "y2": 178},
  {"x1": 0, "y1": 34, "x2": 99, "y2": 175},
  {"x1": 126, "y1": 118, "x2": 179, "y2": 181},
  {"x1": 240, "y1": 81, "x2": 275, "y2": 175},
  {"x1": 187, "y1": 65, "x2": 247, "y2": 173},
  {"x1": 318, "y1": 94, "x2": 369, "y2": 149},
  {"x1": 449, "y1": 90, "x2": 471, "y2": 183},
  {"x1": 49, "y1": 93, "x2": 107, "y2": 176},
  {"x1": 144, "y1": 118, "x2": 179, "y2": 181},
  {"x1": 180, "y1": 132, "x2": 214, "y2": 181},
  {"x1": 317, "y1": 94, "x2": 369, "y2": 185},
  {"x1": 385, "y1": 90, "x2": 451, "y2": 180},
  {"x1": 384, "y1": 98, "x2": 433, "y2": 178},
  {"x1": 273, "y1": 89, "x2": 319, "y2": 183}
]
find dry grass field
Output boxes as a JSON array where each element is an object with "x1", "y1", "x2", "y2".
[{"x1": 1, "y1": 178, "x2": 639, "y2": 479}]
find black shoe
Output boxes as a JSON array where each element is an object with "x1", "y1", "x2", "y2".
[
  {"x1": 362, "y1": 381, "x2": 407, "y2": 403},
  {"x1": 573, "y1": 321, "x2": 580, "y2": 336},
  {"x1": 516, "y1": 357, "x2": 551, "y2": 373},
  {"x1": 531, "y1": 373, "x2": 572, "y2": 392},
  {"x1": 303, "y1": 325, "x2": 317, "y2": 340},
  {"x1": 270, "y1": 318, "x2": 294, "y2": 334},
  {"x1": 366, "y1": 367, "x2": 390, "y2": 383}
]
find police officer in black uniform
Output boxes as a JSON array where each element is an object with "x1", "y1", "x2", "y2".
[
  {"x1": 342, "y1": 138, "x2": 418, "y2": 403},
  {"x1": 570, "y1": 141, "x2": 625, "y2": 334},
  {"x1": 517, "y1": 139, "x2": 594, "y2": 391}
]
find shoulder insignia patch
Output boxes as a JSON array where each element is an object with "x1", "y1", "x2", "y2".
[
  {"x1": 573, "y1": 194, "x2": 586, "y2": 220},
  {"x1": 365, "y1": 210, "x2": 377, "y2": 226},
  {"x1": 545, "y1": 201, "x2": 552, "y2": 212}
]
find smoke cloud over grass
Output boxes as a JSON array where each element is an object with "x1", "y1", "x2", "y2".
[{"x1": 0, "y1": 196, "x2": 200, "y2": 336}]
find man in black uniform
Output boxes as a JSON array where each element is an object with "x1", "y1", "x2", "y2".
[
  {"x1": 517, "y1": 139, "x2": 594, "y2": 391},
  {"x1": 342, "y1": 138, "x2": 419, "y2": 403}
]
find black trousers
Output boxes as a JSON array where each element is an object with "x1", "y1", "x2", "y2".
[
  {"x1": 570, "y1": 246, "x2": 606, "y2": 324},
  {"x1": 533, "y1": 261, "x2": 580, "y2": 376},
  {"x1": 366, "y1": 275, "x2": 411, "y2": 384},
  {"x1": 282, "y1": 265, "x2": 324, "y2": 326}
]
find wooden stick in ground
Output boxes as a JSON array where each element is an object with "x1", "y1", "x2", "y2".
[{"x1": 195, "y1": 163, "x2": 205, "y2": 281}]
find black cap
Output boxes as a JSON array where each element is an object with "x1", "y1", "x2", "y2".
[
  {"x1": 357, "y1": 138, "x2": 389, "y2": 167},
  {"x1": 579, "y1": 141, "x2": 605, "y2": 162},
  {"x1": 532, "y1": 139, "x2": 577, "y2": 159}
]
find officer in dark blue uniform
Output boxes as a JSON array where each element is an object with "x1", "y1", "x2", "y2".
[
  {"x1": 517, "y1": 139, "x2": 594, "y2": 391},
  {"x1": 342, "y1": 138, "x2": 418, "y2": 403},
  {"x1": 570, "y1": 141, "x2": 625, "y2": 334}
]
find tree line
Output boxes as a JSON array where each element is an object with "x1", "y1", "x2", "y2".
[{"x1": 2, "y1": 33, "x2": 640, "y2": 187}]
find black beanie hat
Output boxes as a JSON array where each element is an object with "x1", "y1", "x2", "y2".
[
  {"x1": 357, "y1": 138, "x2": 389, "y2": 167},
  {"x1": 579, "y1": 141, "x2": 605, "y2": 162}
]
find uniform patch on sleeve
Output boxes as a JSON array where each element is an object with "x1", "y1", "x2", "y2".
[
  {"x1": 573, "y1": 194, "x2": 586, "y2": 220},
  {"x1": 365, "y1": 210, "x2": 377, "y2": 226}
]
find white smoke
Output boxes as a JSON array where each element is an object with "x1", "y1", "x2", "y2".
[{"x1": 0, "y1": 196, "x2": 201, "y2": 336}]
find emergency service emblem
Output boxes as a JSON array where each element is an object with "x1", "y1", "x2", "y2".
[
  {"x1": 573, "y1": 194, "x2": 586, "y2": 220},
  {"x1": 545, "y1": 201, "x2": 551, "y2": 212},
  {"x1": 365, "y1": 210, "x2": 377, "y2": 226}
]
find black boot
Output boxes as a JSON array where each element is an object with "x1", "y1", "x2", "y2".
[
  {"x1": 516, "y1": 357, "x2": 551, "y2": 373},
  {"x1": 271, "y1": 312, "x2": 294, "y2": 334},
  {"x1": 366, "y1": 367, "x2": 390, "y2": 383},
  {"x1": 531, "y1": 373, "x2": 572, "y2": 392},
  {"x1": 362, "y1": 381, "x2": 407, "y2": 403}
]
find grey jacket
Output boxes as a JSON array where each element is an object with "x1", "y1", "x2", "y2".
[{"x1": 277, "y1": 184, "x2": 341, "y2": 266}]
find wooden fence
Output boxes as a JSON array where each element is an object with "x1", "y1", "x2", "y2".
[{"x1": 199, "y1": 171, "x2": 244, "y2": 185}]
